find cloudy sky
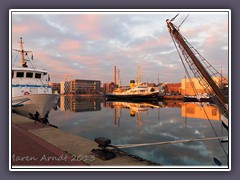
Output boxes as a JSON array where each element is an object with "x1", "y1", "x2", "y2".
[{"x1": 11, "y1": 10, "x2": 229, "y2": 85}]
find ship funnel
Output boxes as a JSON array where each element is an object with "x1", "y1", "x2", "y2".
[{"x1": 130, "y1": 80, "x2": 135, "y2": 88}]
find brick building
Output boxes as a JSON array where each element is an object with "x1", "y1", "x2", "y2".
[{"x1": 165, "y1": 83, "x2": 181, "y2": 94}]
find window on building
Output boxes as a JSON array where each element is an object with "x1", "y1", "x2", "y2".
[
  {"x1": 212, "y1": 109, "x2": 217, "y2": 116},
  {"x1": 186, "y1": 107, "x2": 195, "y2": 114},
  {"x1": 16, "y1": 72, "x2": 24, "y2": 78}
]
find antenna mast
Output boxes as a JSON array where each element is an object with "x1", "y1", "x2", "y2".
[
  {"x1": 19, "y1": 37, "x2": 25, "y2": 66},
  {"x1": 13, "y1": 37, "x2": 32, "y2": 67}
]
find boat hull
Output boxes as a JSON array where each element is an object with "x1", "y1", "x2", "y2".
[
  {"x1": 106, "y1": 92, "x2": 159, "y2": 101},
  {"x1": 12, "y1": 94, "x2": 59, "y2": 119},
  {"x1": 183, "y1": 96, "x2": 198, "y2": 102},
  {"x1": 184, "y1": 96, "x2": 213, "y2": 103},
  {"x1": 199, "y1": 97, "x2": 213, "y2": 103}
]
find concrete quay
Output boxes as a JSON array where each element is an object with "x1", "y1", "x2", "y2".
[{"x1": 11, "y1": 113, "x2": 156, "y2": 167}]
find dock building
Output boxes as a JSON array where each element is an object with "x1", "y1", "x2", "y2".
[
  {"x1": 103, "y1": 82, "x2": 117, "y2": 93},
  {"x1": 70, "y1": 79, "x2": 101, "y2": 95},
  {"x1": 164, "y1": 83, "x2": 181, "y2": 95},
  {"x1": 181, "y1": 77, "x2": 228, "y2": 96}
]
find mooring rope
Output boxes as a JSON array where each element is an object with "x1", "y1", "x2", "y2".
[{"x1": 114, "y1": 136, "x2": 228, "y2": 149}]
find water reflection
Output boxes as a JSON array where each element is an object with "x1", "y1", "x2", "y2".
[
  {"x1": 59, "y1": 95, "x2": 101, "y2": 112},
  {"x1": 104, "y1": 100, "x2": 221, "y2": 126},
  {"x1": 57, "y1": 97, "x2": 222, "y2": 126},
  {"x1": 50, "y1": 96, "x2": 228, "y2": 166},
  {"x1": 182, "y1": 102, "x2": 221, "y2": 121},
  {"x1": 105, "y1": 101, "x2": 161, "y2": 127}
]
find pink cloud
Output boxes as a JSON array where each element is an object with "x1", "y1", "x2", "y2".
[
  {"x1": 132, "y1": 37, "x2": 169, "y2": 52},
  {"x1": 33, "y1": 51, "x2": 76, "y2": 76},
  {"x1": 70, "y1": 55, "x2": 101, "y2": 66},
  {"x1": 204, "y1": 34, "x2": 217, "y2": 46},
  {"x1": 12, "y1": 21, "x2": 44, "y2": 35},
  {"x1": 58, "y1": 39, "x2": 82, "y2": 52},
  {"x1": 180, "y1": 25, "x2": 209, "y2": 41},
  {"x1": 12, "y1": 25, "x2": 29, "y2": 34},
  {"x1": 73, "y1": 15, "x2": 103, "y2": 39}
]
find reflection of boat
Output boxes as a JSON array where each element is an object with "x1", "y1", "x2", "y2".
[
  {"x1": 109, "y1": 101, "x2": 159, "y2": 127},
  {"x1": 12, "y1": 37, "x2": 59, "y2": 120},
  {"x1": 130, "y1": 104, "x2": 148, "y2": 112},
  {"x1": 108, "y1": 101, "x2": 160, "y2": 111},
  {"x1": 106, "y1": 85, "x2": 159, "y2": 101},
  {"x1": 106, "y1": 99, "x2": 160, "y2": 109}
]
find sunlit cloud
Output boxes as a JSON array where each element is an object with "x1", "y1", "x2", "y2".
[
  {"x1": 11, "y1": 11, "x2": 229, "y2": 85},
  {"x1": 58, "y1": 39, "x2": 82, "y2": 52}
]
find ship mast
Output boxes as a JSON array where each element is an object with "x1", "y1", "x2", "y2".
[
  {"x1": 19, "y1": 37, "x2": 25, "y2": 66},
  {"x1": 166, "y1": 19, "x2": 228, "y2": 104},
  {"x1": 13, "y1": 37, "x2": 32, "y2": 67}
]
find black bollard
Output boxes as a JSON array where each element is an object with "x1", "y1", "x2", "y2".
[{"x1": 91, "y1": 137, "x2": 116, "y2": 160}]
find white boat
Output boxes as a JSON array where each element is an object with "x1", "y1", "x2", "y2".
[
  {"x1": 106, "y1": 85, "x2": 159, "y2": 101},
  {"x1": 184, "y1": 93, "x2": 213, "y2": 102},
  {"x1": 12, "y1": 37, "x2": 59, "y2": 121}
]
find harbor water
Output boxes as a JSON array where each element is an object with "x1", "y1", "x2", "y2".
[{"x1": 49, "y1": 95, "x2": 228, "y2": 166}]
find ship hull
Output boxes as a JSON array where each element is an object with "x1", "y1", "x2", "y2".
[
  {"x1": 184, "y1": 96, "x2": 213, "y2": 103},
  {"x1": 183, "y1": 96, "x2": 198, "y2": 102},
  {"x1": 199, "y1": 97, "x2": 213, "y2": 103},
  {"x1": 106, "y1": 92, "x2": 159, "y2": 101},
  {"x1": 12, "y1": 94, "x2": 59, "y2": 119}
]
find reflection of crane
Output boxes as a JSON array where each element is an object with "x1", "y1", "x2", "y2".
[
  {"x1": 113, "y1": 106, "x2": 121, "y2": 127},
  {"x1": 49, "y1": 73, "x2": 74, "y2": 82}
]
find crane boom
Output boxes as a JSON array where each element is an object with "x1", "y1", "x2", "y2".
[{"x1": 166, "y1": 19, "x2": 228, "y2": 104}]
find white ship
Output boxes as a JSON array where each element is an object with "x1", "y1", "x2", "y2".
[
  {"x1": 12, "y1": 37, "x2": 59, "y2": 121},
  {"x1": 106, "y1": 85, "x2": 159, "y2": 101}
]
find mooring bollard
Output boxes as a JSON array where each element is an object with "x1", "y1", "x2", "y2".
[
  {"x1": 95, "y1": 137, "x2": 111, "y2": 149},
  {"x1": 91, "y1": 137, "x2": 116, "y2": 160}
]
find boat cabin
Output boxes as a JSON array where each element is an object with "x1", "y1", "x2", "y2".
[
  {"x1": 12, "y1": 67, "x2": 51, "y2": 97},
  {"x1": 12, "y1": 67, "x2": 49, "y2": 85}
]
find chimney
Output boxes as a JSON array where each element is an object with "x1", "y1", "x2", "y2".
[{"x1": 114, "y1": 65, "x2": 116, "y2": 84}]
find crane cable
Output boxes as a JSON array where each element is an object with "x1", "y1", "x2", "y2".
[
  {"x1": 169, "y1": 31, "x2": 228, "y2": 158},
  {"x1": 12, "y1": 50, "x2": 19, "y2": 67},
  {"x1": 178, "y1": 14, "x2": 189, "y2": 29}
]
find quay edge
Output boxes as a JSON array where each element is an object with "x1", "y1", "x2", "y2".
[{"x1": 11, "y1": 113, "x2": 160, "y2": 167}]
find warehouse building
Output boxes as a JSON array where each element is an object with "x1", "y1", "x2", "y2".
[{"x1": 70, "y1": 79, "x2": 101, "y2": 95}]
